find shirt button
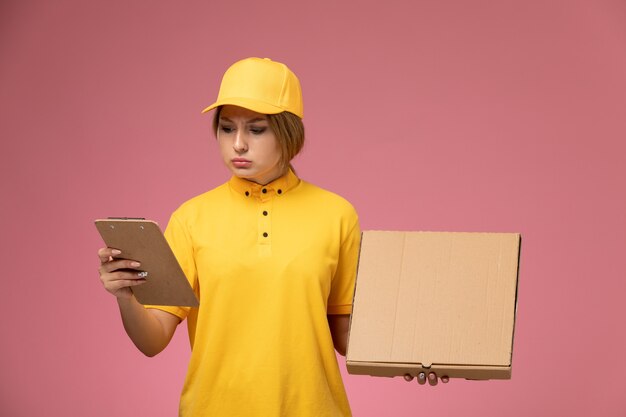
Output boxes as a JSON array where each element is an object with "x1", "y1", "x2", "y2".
[
  {"x1": 263, "y1": 232, "x2": 268, "y2": 237},
  {"x1": 262, "y1": 188, "x2": 267, "y2": 194},
  {"x1": 245, "y1": 191, "x2": 250, "y2": 197},
  {"x1": 263, "y1": 211, "x2": 268, "y2": 216}
]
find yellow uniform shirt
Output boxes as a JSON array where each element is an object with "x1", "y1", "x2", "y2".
[{"x1": 148, "y1": 169, "x2": 360, "y2": 417}]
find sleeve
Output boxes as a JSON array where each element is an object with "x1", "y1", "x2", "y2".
[
  {"x1": 144, "y1": 211, "x2": 198, "y2": 320},
  {"x1": 327, "y1": 211, "x2": 361, "y2": 315}
]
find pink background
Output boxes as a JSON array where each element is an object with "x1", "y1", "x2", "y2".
[{"x1": 1, "y1": 0, "x2": 625, "y2": 415}]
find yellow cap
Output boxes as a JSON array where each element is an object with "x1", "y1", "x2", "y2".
[{"x1": 202, "y1": 57, "x2": 303, "y2": 118}]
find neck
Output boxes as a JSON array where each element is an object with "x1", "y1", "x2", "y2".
[{"x1": 243, "y1": 166, "x2": 288, "y2": 186}]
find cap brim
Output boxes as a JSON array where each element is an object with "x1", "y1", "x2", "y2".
[{"x1": 201, "y1": 98, "x2": 287, "y2": 115}]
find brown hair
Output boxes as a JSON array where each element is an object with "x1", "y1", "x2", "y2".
[{"x1": 213, "y1": 107, "x2": 305, "y2": 171}]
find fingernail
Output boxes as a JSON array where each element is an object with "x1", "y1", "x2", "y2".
[
  {"x1": 112, "y1": 249, "x2": 121, "y2": 255},
  {"x1": 429, "y1": 373, "x2": 436, "y2": 380},
  {"x1": 418, "y1": 372, "x2": 425, "y2": 380},
  {"x1": 137, "y1": 271, "x2": 148, "y2": 278},
  {"x1": 131, "y1": 262, "x2": 141, "y2": 267}
]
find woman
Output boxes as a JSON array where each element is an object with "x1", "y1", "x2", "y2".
[{"x1": 98, "y1": 57, "x2": 443, "y2": 417}]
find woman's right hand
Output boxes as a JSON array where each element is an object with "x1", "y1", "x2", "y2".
[{"x1": 97, "y1": 247, "x2": 147, "y2": 299}]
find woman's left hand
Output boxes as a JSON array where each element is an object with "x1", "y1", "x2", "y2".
[{"x1": 404, "y1": 372, "x2": 449, "y2": 386}]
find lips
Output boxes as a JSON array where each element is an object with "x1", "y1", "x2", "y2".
[{"x1": 232, "y1": 158, "x2": 252, "y2": 168}]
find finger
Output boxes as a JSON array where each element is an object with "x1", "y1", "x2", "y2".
[
  {"x1": 441, "y1": 376, "x2": 449, "y2": 384},
  {"x1": 108, "y1": 270, "x2": 148, "y2": 282},
  {"x1": 417, "y1": 372, "x2": 426, "y2": 385},
  {"x1": 428, "y1": 372, "x2": 438, "y2": 386},
  {"x1": 105, "y1": 277, "x2": 147, "y2": 291},
  {"x1": 404, "y1": 374, "x2": 414, "y2": 382},
  {"x1": 100, "y1": 270, "x2": 146, "y2": 290},
  {"x1": 98, "y1": 247, "x2": 122, "y2": 264},
  {"x1": 100, "y1": 259, "x2": 142, "y2": 274}
]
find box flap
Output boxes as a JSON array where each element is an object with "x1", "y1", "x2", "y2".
[{"x1": 348, "y1": 231, "x2": 520, "y2": 375}]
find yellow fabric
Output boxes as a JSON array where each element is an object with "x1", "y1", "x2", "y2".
[
  {"x1": 147, "y1": 169, "x2": 360, "y2": 417},
  {"x1": 201, "y1": 57, "x2": 304, "y2": 118}
]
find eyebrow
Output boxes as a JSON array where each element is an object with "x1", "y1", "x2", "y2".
[{"x1": 219, "y1": 117, "x2": 268, "y2": 124}]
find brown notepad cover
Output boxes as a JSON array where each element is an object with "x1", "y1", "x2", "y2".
[{"x1": 95, "y1": 218, "x2": 199, "y2": 307}]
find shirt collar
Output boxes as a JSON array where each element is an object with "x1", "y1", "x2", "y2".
[{"x1": 228, "y1": 169, "x2": 300, "y2": 199}]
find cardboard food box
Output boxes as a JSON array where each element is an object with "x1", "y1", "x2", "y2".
[{"x1": 346, "y1": 231, "x2": 521, "y2": 380}]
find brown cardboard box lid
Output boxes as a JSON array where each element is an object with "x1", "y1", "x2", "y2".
[{"x1": 347, "y1": 231, "x2": 520, "y2": 380}]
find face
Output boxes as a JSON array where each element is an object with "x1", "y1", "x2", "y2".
[{"x1": 216, "y1": 105, "x2": 285, "y2": 185}]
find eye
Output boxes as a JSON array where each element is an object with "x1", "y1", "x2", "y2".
[
  {"x1": 249, "y1": 126, "x2": 267, "y2": 135},
  {"x1": 219, "y1": 124, "x2": 234, "y2": 134}
]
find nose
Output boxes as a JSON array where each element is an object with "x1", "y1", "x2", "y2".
[{"x1": 233, "y1": 130, "x2": 248, "y2": 153}]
